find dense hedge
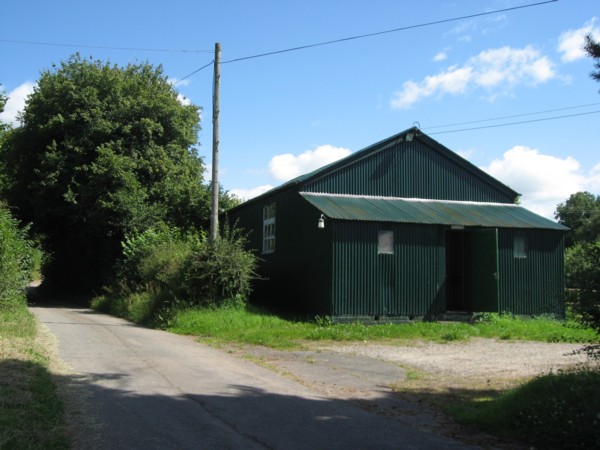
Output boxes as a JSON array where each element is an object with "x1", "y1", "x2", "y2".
[
  {"x1": 93, "y1": 223, "x2": 257, "y2": 326},
  {"x1": 0, "y1": 203, "x2": 35, "y2": 304}
]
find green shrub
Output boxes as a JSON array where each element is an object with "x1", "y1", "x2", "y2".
[
  {"x1": 183, "y1": 224, "x2": 258, "y2": 307},
  {"x1": 118, "y1": 224, "x2": 202, "y2": 291},
  {"x1": 95, "y1": 222, "x2": 257, "y2": 325},
  {"x1": 0, "y1": 203, "x2": 36, "y2": 305},
  {"x1": 451, "y1": 367, "x2": 600, "y2": 450},
  {"x1": 565, "y1": 240, "x2": 600, "y2": 331},
  {"x1": 97, "y1": 225, "x2": 202, "y2": 323}
]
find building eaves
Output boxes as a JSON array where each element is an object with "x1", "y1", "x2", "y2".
[{"x1": 300, "y1": 192, "x2": 567, "y2": 230}]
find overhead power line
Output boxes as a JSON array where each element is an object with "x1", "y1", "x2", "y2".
[
  {"x1": 174, "y1": 60, "x2": 215, "y2": 85},
  {"x1": 427, "y1": 110, "x2": 600, "y2": 135},
  {"x1": 176, "y1": 0, "x2": 557, "y2": 81},
  {"x1": 0, "y1": 38, "x2": 212, "y2": 53},
  {"x1": 425, "y1": 102, "x2": 600, "y2": 130},
  {"x1": 221, "y1": 0, "x2": 557, "y2": 64}
]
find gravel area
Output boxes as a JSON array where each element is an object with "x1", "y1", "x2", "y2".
[
  {"x1": 233, "y1": 338, "x2": 595, "y2": 449},
  {"x1": 320, "y1": 338, "x2": 592, "y2": 380}
]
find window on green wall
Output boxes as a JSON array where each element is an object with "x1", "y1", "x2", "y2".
[
  {"x1": 514, "y1": 236, "x2": 527, "y2": 258},
  {"x1": 263, "y1": 202, "x2": 276, "y2": 254},
  {"x1": 378, "y1": 230, "x2": 394, "y2": 254}
]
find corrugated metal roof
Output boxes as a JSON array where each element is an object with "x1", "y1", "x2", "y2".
[
  {"x1": 300, "y1": 193, "x2": 568, "y2": 230},
  {"x1": 225, "y1": 127, "x2": 520, "y2": 213}
]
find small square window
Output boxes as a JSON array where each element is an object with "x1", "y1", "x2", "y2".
[
  {"x1": 378, "y1": 230, "x2": 394, "y2": 255},
  {"x1": 514, "y1": 236, "x2": 527, "y2": 258}
]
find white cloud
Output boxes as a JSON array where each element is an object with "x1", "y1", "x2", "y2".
[
  {"x1": 0, "y1": 82, "x2": 35, "y2": 125},
  {"x1": 481, "y1": 146, "x2": 596, "y2": 218},
  {"x1": 392, "y1": 66, "x2": 472, "y2": 109},
  {"x1": 448, "y1": 19, "x2": 477, "y2": 36},
  {"x1": 391, "y1": 46, "x2": 554, "y2": 109},
  {"x1": 456, "y1": 148, "x2": 475, "y2": 160},
  {"x1": 586, "y1": 162, "x2": 600, "y2": 192},
  {"x1": 268, "y1": 144, "x2": 352, "y2": 181},
  {"x1": 167, "y1": 77, "x2": 190, "y2": 87},
  {"x1": 176, "y1": 93, "x2": 191, "y2": 106},
  {"x1": 557, "y1": 18, "x2": 600, "y2": 62},
  {"x1": 433, "y1": 51, "x2": 448, "y2": 62},
  {"x1": 229, "y1": 185, "x2": 274, "y2": 201}
]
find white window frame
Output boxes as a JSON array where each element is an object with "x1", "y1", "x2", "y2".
[
  {"x1": 263, "y1": 202, "x2": 276, "y2": 254},
  {"x1": 378, "y1": 230, "x2": 394, "y2": 255},
  {"x1": 514, "y1": 236, "x2": 527, "y2": 259}
]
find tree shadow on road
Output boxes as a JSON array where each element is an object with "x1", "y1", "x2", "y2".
[
  {"x1": 0, "y1": 356, "x2": 530, "y2": 450},
  {"x1": 26, "y1": 282, "x2": 96, "y2": 309}
]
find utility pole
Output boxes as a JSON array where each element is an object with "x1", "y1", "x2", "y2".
[{"x1": 210, "y1": 42, "x2": 221, "y2": 243}]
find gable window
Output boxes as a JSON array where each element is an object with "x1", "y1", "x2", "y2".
[
  {"x1": 378, "y1": 230, "x2": 394, "y2": 255},
  {"x1": 514, "y1": 236, "x2": 527, "y2": 258},
  {"x1": 263, "y1": 202, "x2": 276, "y2": 254}
]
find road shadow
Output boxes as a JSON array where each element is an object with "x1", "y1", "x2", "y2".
[
  {"x1": 27, "y1": 282, "x2": 97, "y2": 309},
  {"x1": 0, "y1": 357, "x2": 528, "y2": 450}
]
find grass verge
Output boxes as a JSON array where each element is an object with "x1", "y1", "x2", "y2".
[
  {"x1": 168, "y1": 305, "x2": 598, "y2": 348},
  {"x1": 0, "y1": 297, "x2": 68, "y2": 449},
  {"x1": 446, "y1": 366, "x2": 600, "y2": 449}
]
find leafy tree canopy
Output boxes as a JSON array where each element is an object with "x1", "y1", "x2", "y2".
[
  {"x1": 0, "y1": 54, "x2": 213, "y2": 292},
  {"x1": 0, "y1": 89, "x2": 7, "y2": 125},
  {"x1": 557, "y1": 191, "x2": 600, "y2": 329},
  {"x1": 555, "y1": 191, "x2": 600, "y2": 247},
  {"x1": 585, "y1": 34, "x2": 600, "y2": 86},
  {"x1": 0, "y1": 90, "x2": 8, "y2": 193}
]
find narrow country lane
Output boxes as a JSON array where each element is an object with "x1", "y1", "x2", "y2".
[{"x1": 31, "y1": 305, "x2": 479, "y2": 450}]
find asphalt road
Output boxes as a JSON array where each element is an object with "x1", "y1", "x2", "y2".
[{"x1": 31, "y1": 305, "x2": 480, "y2": 450}]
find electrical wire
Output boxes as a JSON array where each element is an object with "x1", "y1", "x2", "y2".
[
  {"x1": 424, "y1": 102, "x2": 600, "y2": 130},
  {"x1": 0, "y1": 38, "x2": 213, "y2": 53},
  {"x1": 174, "y1": 0, "x2": 557, "y2": 82},
  {"x1": 427, "y1": 110, "x2": 600, "y2": 135},
  {"x1": 220, "y1": 0, "x2": 557, "y2": 64},
  {"x1": 174, "y1": 60, "x2": 214, "y2": 85}
]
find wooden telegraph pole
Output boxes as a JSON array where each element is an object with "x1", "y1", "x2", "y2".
[{"x1": 210, "y1": 42, "x2": 221, "y2": 243}]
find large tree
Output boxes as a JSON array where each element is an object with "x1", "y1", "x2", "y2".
[
  {"x1": 556, "y1": 192, "x2": 600, "y2": 329},
  {"x1": 555, "y1": 191, "x2": 600, "y2": 247},
  {"x1": 0, "y1": 89, "x2": 7, "y2": 128},
  {"x1": 585, "y1": 34, "x2": 600, "y2": 86},
  {"x1": 0, "y1": 55, "x2": 210, "y2": 292},
  {"x1": 0, "y1": 91, "x2": 7, "y2": 193},
  {"x1": 0, "y1": 89, "x2": 9, "y2": 150}
]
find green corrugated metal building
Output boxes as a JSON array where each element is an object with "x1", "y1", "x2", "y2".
[{"x1": 225, "y1": 127, "x2": 567, "y2": 321}]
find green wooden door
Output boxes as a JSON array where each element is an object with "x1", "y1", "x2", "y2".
[{"x1": 470, "y1": 228, "x2": 499, "y2": 312}]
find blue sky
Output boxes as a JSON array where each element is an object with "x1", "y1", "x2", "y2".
[{"x1": 1, "y1": 0, "x2": 599, "y2": 218}]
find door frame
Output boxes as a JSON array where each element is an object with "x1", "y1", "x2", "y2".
[{"x1": 444, "y1": 227, "x2": 499, "y2": 313}]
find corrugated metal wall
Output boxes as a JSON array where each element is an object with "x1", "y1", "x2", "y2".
[
  {"x1": 305, "y1": 141, "x2": 514, "y2": 203},
  {"x1": 331, "y1": 221, "x2": 441, "y2": 318},
  {"x1": 227, "y1": 191, "x2": 333, "y2": 315},
  {"x1": 498, "y1": 229, "x2": 565, "y2": 316},
  {"x1": 225, "y1": 126, "x2": 567, "y2": 320}
]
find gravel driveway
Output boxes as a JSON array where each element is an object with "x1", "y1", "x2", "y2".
[{"x1": 318, "y1": 338, "x2": 591, "y2": 380}]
